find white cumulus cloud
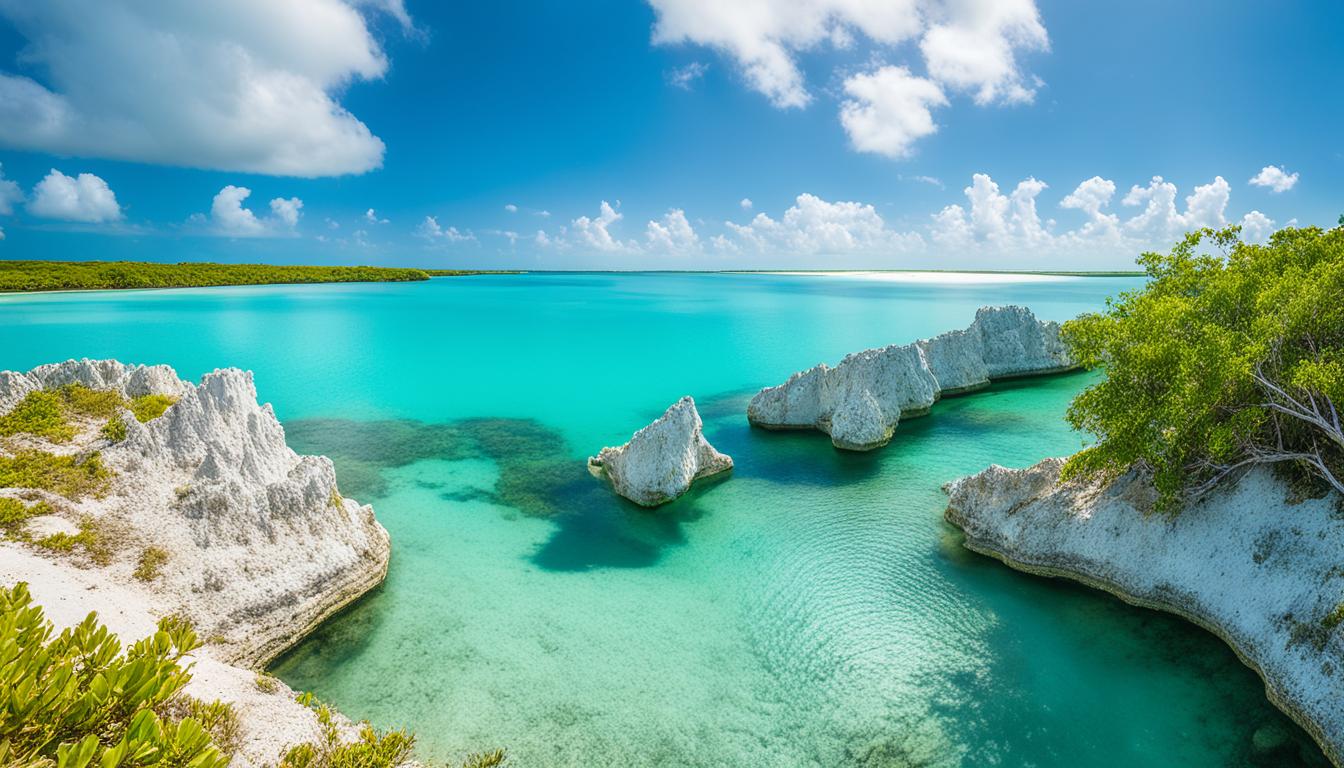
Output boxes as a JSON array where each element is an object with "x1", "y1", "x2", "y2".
[
  {"x1": 723, "y1": 192, "x2": 922, "y2": 256},
  {"x1": 1248, "y1": 165, "x2": 1298, "y2": 193},
  {"x1": 0, "y1": 1, "x2": 408, "y2": 176},
  {"x1": 365, "y1": 208, "x2": 389, "y2": 224},
  {"x1": 28, "y1": 169, "x2": 122, "y2": 223},
  {"x1": 197, "y1": 185, "x2": 303, "y2": 236},
  {"x1": 647, "y1": 0, "x2": 1046, "y2": 156},
  {"x1": 645, "y1": 208, "x2": 700, "y2": 253},
  {"x1": 1238, "y1": 210, "x2": 1275, "y2": 244},
  {"x1": 416, "y1": 215, "x2": 475, "y2": 243},
  {"x1": 919, "y1": 0, "x2": 1048, "y2": 105},
  {"x1": 570, "y1": 201, "x2": 630, "y2": 252},
  {"x1": 1121, "y1": 175, "x2": 1229, "y2": 241},
  {"x1": 840, "y1": 65, "x2": 947, "y2": 159},
  {"x1": 649, "y1": 0, "x2": 924, "y2": 108},
  {"x1": 927, "y1": 172, "x2": 1268, "y2": 263}
]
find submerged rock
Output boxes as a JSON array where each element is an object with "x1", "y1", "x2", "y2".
[
  {"x1": 588, "y1": 396, "x2": 732, "y2": 507},
  {"x1": 747, "y1": 305, "x2": 1073, "y2": 450},
  {"x1": 944, "y1": 460, "x2": 1344, "y2": 767}
]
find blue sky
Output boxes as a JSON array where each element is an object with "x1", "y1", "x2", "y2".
[{"x1": 0, "y1": 0, "x2": 1339, "y2": 270}]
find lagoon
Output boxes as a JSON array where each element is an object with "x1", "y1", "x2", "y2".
[{"x1": 0, "y1": 273, "x2": 1324, "y2": 767}]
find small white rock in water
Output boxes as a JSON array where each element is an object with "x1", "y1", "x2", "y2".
[
  {"x1": 588, "y1": 396, "x2": 733, "y2": 507},
  {"x1": 747, "y1": 305, "x2": 1073, "y2": 451}
]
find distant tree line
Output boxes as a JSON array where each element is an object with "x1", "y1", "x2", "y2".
[{"x1": 0, "y1": 261, "x2": 518, "y2": 293}]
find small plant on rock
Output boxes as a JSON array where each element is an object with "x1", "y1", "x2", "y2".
[
  {"x1": 130, "y1": 393, "x2": 178, "y2": 423},
  {"x1": 134, "y1": 546, "x2": 171, "y2": 581},
  {"x1": 279, "y1": 693, "x2": 416, "y2": 768},
  {"x1": 100, "y1": 413, "x2": 128, "y2": 443}
]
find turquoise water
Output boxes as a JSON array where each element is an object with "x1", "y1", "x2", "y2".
[{"x1": 0, "y1": 274, "x2": 1325, "y2": 767}]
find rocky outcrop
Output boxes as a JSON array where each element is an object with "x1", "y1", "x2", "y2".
[
  {"x1": 748, "y1": 306, "x2": 1074, "y2": 450},
  {"x1": 588, "y1": 396, "x2": 732, "y2": 507},
  {"x1": 0, "y1": 358, "x2": 393, "y2": 766},
  {"x1": 0, "y1": 358, "x2": 391, "y2": 666},
  {"x1": 944, "y1": 460, "x2": 1344, "y2": 767}
]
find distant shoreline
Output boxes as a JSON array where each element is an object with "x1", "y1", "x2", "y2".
[
  {"x1": 0, "y1": 259, "x2": 1142, "y2": 294},
  {"x1": 0, "y1": 260, "x2": 521, "y2": 294}
]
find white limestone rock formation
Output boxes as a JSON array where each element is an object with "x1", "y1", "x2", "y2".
[
  {"x1": 0, "y1": 359, "x2": 390, "y2": 666},
  {"x1": 747, "y1": 305, "x2": 1074, "y2": 450},
  {"x1": 944, "y1": 460, "x2": 1344, "y2": 767},
  {"x1": 588, "y1": 396, "x2": 733, "y2": 507},
  {"x1": 0, "y1": 358, "x2": 394, "y2": 766}
]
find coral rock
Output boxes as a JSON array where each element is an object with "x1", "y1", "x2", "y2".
[
  {"x1": 748, "y1": 306, "x2": 1073, "y2": 450},
  {"x1": 589, "y1": 396, "x2": 732, "y2": 507}
]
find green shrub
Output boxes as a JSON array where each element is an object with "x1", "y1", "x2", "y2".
[
  {"x1": 461, "y1": 749, "x2": 510, "y2": 768},
  {"x1": 100, "y1": 414, "x2": 128, "y2": 443},
  {"x1": 0, "y1": 390, "x2": 74, "y2": 442},
  {"x1": 130, "y1": 394, "x2": 178, "y2": 423},
  {"x1": 36, "y1": 516, "x2": 111, "y2": 565},
  {"x1": 58, "y1": 383, "x2": 126, "y2": 420},
  {"x1": 254, "y1": 673, "x2": 281, "y2": 694},
  {"x1": 0, "y1": 582, "x2": 233, "y2": 768},
  {"x1": 134, "y1": 546, "x2": 171, "y2": 581},
  {"x1": 0, "y1": 450, "x2": 113, "y2": 499},
  {"x1": 279, "y1": 693, "x2": 416, "y2": 768},
  {"x1": 154, "y1": 695, "x2": 242, "y2": 757},
  {"x1": 1062, "y1": 225, "x2": 1344, "y2": 512},
  {"x1": 0, "y1": 497, "x2": 51, "y2": 538}
]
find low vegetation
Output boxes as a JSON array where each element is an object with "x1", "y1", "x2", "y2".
[
  {"x1": 278, "y1": 691, "x2": 508, "y2": 768},
  {"x1": 0, "y1": 583, "x2": 234, "y2": 768},
  {"x1": 0, "y1": 450, "x2": 112, "y2": 499},
  {"x1": 36, "y1": 516, "x2": 111, "y2": 565},
  {"x1": 134, "y1": 546, "x2": 171, "y2": 581},
  {"x1": 0, "y1": 383, "x2": 172, "y2": 445},
  {"x1": 0, "y1": 261, "x2": 515, "y2": 293},
  {"x1": 279, "y1": 693, "x2": 415, "y2": 768},
  {"x1": 0, "y1": 390, "x2": 73, "y2": 441},
  {"x1": 254, "y1": 673, "x2": 281, "y2": 694},
  {"x1": 129, "y1": 393, "x2": 178, "y2": 422},
  {"x1": 0, "y1": 496, "x2": 51, "y2": 538},
  {"x1": 1062, "y1": 224, "x2": 1344, "y2": 512},
  {"x1": 100, "y1": 414, "x2": 128, "y2": 443}
]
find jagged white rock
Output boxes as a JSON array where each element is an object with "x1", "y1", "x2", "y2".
[
  {"x1": 944, "y1": 460, "x2": 1344, "y2": 767},
  {"x1": 588, "y1": 396, "x2": 733, "y2": 507},
  {"x1": 0, "y1": 359, "x2": 392, "y2": 766},
  {"x1": 748, "y1": 306, "x2": 1073, "y2": 450}
]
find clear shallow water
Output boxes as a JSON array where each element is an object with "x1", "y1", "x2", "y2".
[{"x1": 0, "y1": 273, "x2": 1326, "y2": 767}]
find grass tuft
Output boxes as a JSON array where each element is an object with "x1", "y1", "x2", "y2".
[
  {"x1": 100, "y1": 414, "x2": 128, "y2": 442},
  {"x1": 36, "y1": 516, "x2": 111, "y2": 565},
  {"x1": 0, "y1": 390, "x2": 74, "y2": 442},
  {"x1": 58, "y1": 383, "x2": 125, "y2": 420},
  {"x1": 0, "y1": 449, "x2": 113, "y2": 499},
  {"x1": 130, "y1": 393, "x2": 178, "y2": 422},
  {"x1": 134, "y1": 546, "x2": 170, "y2": 581},
  {"x1": 0, "y1": 496, "x2": 51, "y2": 539}
]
